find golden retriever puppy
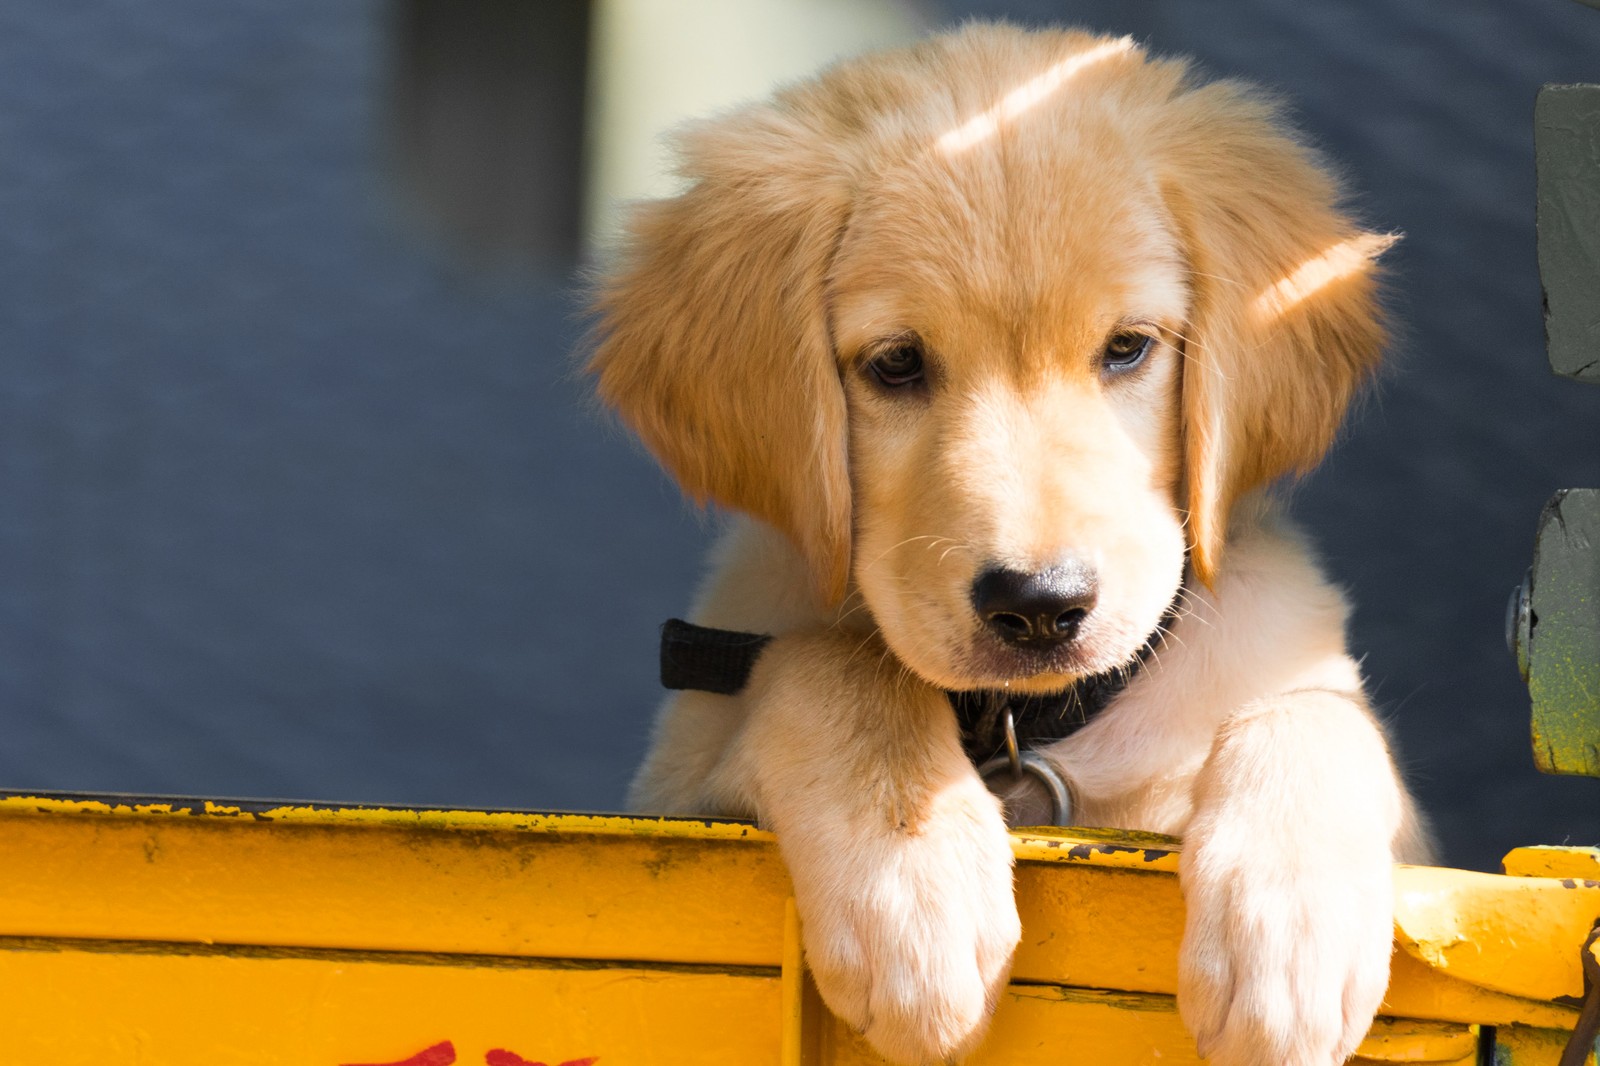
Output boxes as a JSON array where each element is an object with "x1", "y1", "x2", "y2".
[{"x1": 589, "y1": 24, "x2": 1432, "y2": 1066}]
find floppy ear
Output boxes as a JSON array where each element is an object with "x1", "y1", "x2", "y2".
[
  {"x1": 1157, "y1": 81, "x2": 1392, "y2": 585},
  {"x1": 588, "y1": 102, "x2": 855, "y2": 606}
]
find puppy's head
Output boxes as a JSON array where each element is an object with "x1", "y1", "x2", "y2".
[{"x1": 590, "y1": 26, "x2": 1388, "y2": 692}]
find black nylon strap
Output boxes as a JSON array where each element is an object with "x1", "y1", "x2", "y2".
[{"x1": 660, "y1": 618, "x2": 773, "y2": 695}]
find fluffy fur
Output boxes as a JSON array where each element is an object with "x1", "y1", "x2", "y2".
[{"x1": 590, "y1": 25, "x2": 1431, "y2": 1066}]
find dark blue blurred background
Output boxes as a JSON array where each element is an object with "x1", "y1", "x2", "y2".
[{"x1": 0, "y1": 0, "x2": 1595, "y2": 870}]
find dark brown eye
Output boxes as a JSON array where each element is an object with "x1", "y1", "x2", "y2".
[
  {"x1": 867, "y1": 341, "x2": 926, "y2": 388},
  {"x1": 1101, "y1": 329, "x2": 1154, "y2": 373}
]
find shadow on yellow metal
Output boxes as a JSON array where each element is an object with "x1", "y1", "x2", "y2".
[{"x1": 0, "y1": 793, "x2": 1593, "y2": 1065}]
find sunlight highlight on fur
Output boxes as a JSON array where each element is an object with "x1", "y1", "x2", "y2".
[
  {"x1": 1251, "y1": 233, "x2": 1394, "y2": 321},
  {"x1": 936, "y1": 38, "x2": 1135, "y2": 154}
]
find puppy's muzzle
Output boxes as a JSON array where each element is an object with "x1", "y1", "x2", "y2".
[{"x1": 971, "y1": 562, "x2": 1098, "y2": 648}]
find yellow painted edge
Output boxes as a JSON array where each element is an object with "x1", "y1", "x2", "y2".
[
  {"x1": 1502, "y1": 845, "x2": 1600, "y2": 880},
  {"x1": 1354, "y1": 1017, "x2": 1479, "y2": 1064},
  {"x1": 1011, "y1": 824, "x2": 1183, "y2": 871},
  {"x1": 0, "y1": 793, "x2": 1181, "y2": 869},
  {"x1": 1392, "y1": 866, "x2": 1600, "y2": 1004},
  {"x1": 781, "y1": 897, "x2": 804, "y2": 1066},
  {"x1": 0, "y1": 792, "x2": 773, "y2": 841}
]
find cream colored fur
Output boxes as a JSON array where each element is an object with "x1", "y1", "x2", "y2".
[{"x1": 591, "y1": 24, "x2": 1431, "y2": 1066}]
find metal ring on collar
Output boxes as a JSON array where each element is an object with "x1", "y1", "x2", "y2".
[{"x1": 977, "y1": 750, "x2": 1074, "y2": 827}]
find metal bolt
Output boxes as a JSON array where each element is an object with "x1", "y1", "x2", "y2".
[{"x1": 1506, "y1": 568, "x2": 1532, "y2": 684}]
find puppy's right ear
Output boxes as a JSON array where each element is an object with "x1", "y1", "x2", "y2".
[
  {"x1": 588, "y1": 101, "x2": 855, "y2": 607},
  {"x1": 1155, "y1": 81, "x2": 1390, "y2": 587}
]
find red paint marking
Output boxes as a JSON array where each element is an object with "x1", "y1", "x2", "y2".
[
  {"x1": 484, "y1": 1052, "x2": 596, "y2": 1066},
  {"x1": 341, "y1": 1040, "x2": 457, "y2": 1066}
]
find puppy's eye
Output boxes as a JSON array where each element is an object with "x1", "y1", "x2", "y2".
[
  {"x1": 866, "y1": 341, "x2": 926, "y2": 388},
  {"x1": 1101, "y1": 329, "x2": 1154, "y2": 374}
]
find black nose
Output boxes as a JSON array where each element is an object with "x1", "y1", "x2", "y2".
[{"x1": 971, "y1": 563, "x2": 1098, "y2": 647}]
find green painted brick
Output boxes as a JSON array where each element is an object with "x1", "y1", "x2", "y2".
[
  {"x1": 1527, "y1": 489, "x2": 1600, "y2": 777},
  {"x1": 1536, "y1": 84, "x2": 1600, "y2": 385}
]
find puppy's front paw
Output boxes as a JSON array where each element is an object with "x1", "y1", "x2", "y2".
[
  {"x1": 1177, "y1": 814, "x2": 1395, "y2": 1066},
  {"x1": 791, "y1": 780, "x2": 1020, "y2": 1065}
]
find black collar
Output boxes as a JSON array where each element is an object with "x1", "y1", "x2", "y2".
[
  {"x1": 947, "y1": 592, "x2": 1180, "y2": 765},
  {"x1": 660, "y1": 588, "x2": 1183, "y2": 766},
  {"x1": 659, "y1": 619, "x2": 773, "y2": 695}
]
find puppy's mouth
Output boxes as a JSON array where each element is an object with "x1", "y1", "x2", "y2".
[
  {"x1": 954, "y1": 628, "x2": 1138, "y2": 693},
  {"x1": 949, "y1": 588, "x2": 1185, "y2": 695}
]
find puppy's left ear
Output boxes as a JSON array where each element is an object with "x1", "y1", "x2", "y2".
[
  {"x1": 1158, "y1": 81, "x2": 1393, "y2": 585},
  {"x1": 588, "y1": 100, "x2": 855, "y2": 606}
]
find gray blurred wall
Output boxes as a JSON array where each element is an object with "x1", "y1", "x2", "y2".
[{"x1": 0, "y1": 0, "x2": 1595, "y2": 870}]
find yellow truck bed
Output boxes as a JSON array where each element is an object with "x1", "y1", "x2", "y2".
[{"x1": 0, "y1": 793, "x2": 1594, "y2": 1065}]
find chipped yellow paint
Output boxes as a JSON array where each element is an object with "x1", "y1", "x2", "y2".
[
  {"x1": 0, "y1": 790, "x2": 777, "y2": 839},
  {"x1": 1505, "y1": 846, "x2": 1600, "y2": 880},
  {"x1": 1498, "y1": 1023, "x2": 1599, "y2": 1065},
  {"x1": 0, "y1": 793, "x2": 1595, "y2": 1064},
  {"x1": 1350, "y1": 1017, "x2": 1480, "y2": 1064},
  {"x1": 1384, "y1": 948, "x2": 1585, "y2": 1031},
  {"x1": 1394, "y1": 865, "x2": 1600, "y2": 1004}
]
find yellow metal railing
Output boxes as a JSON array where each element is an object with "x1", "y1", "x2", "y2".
[{"x1": 0, "y1": 793, "x2": 1593, "y2": 1065}]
